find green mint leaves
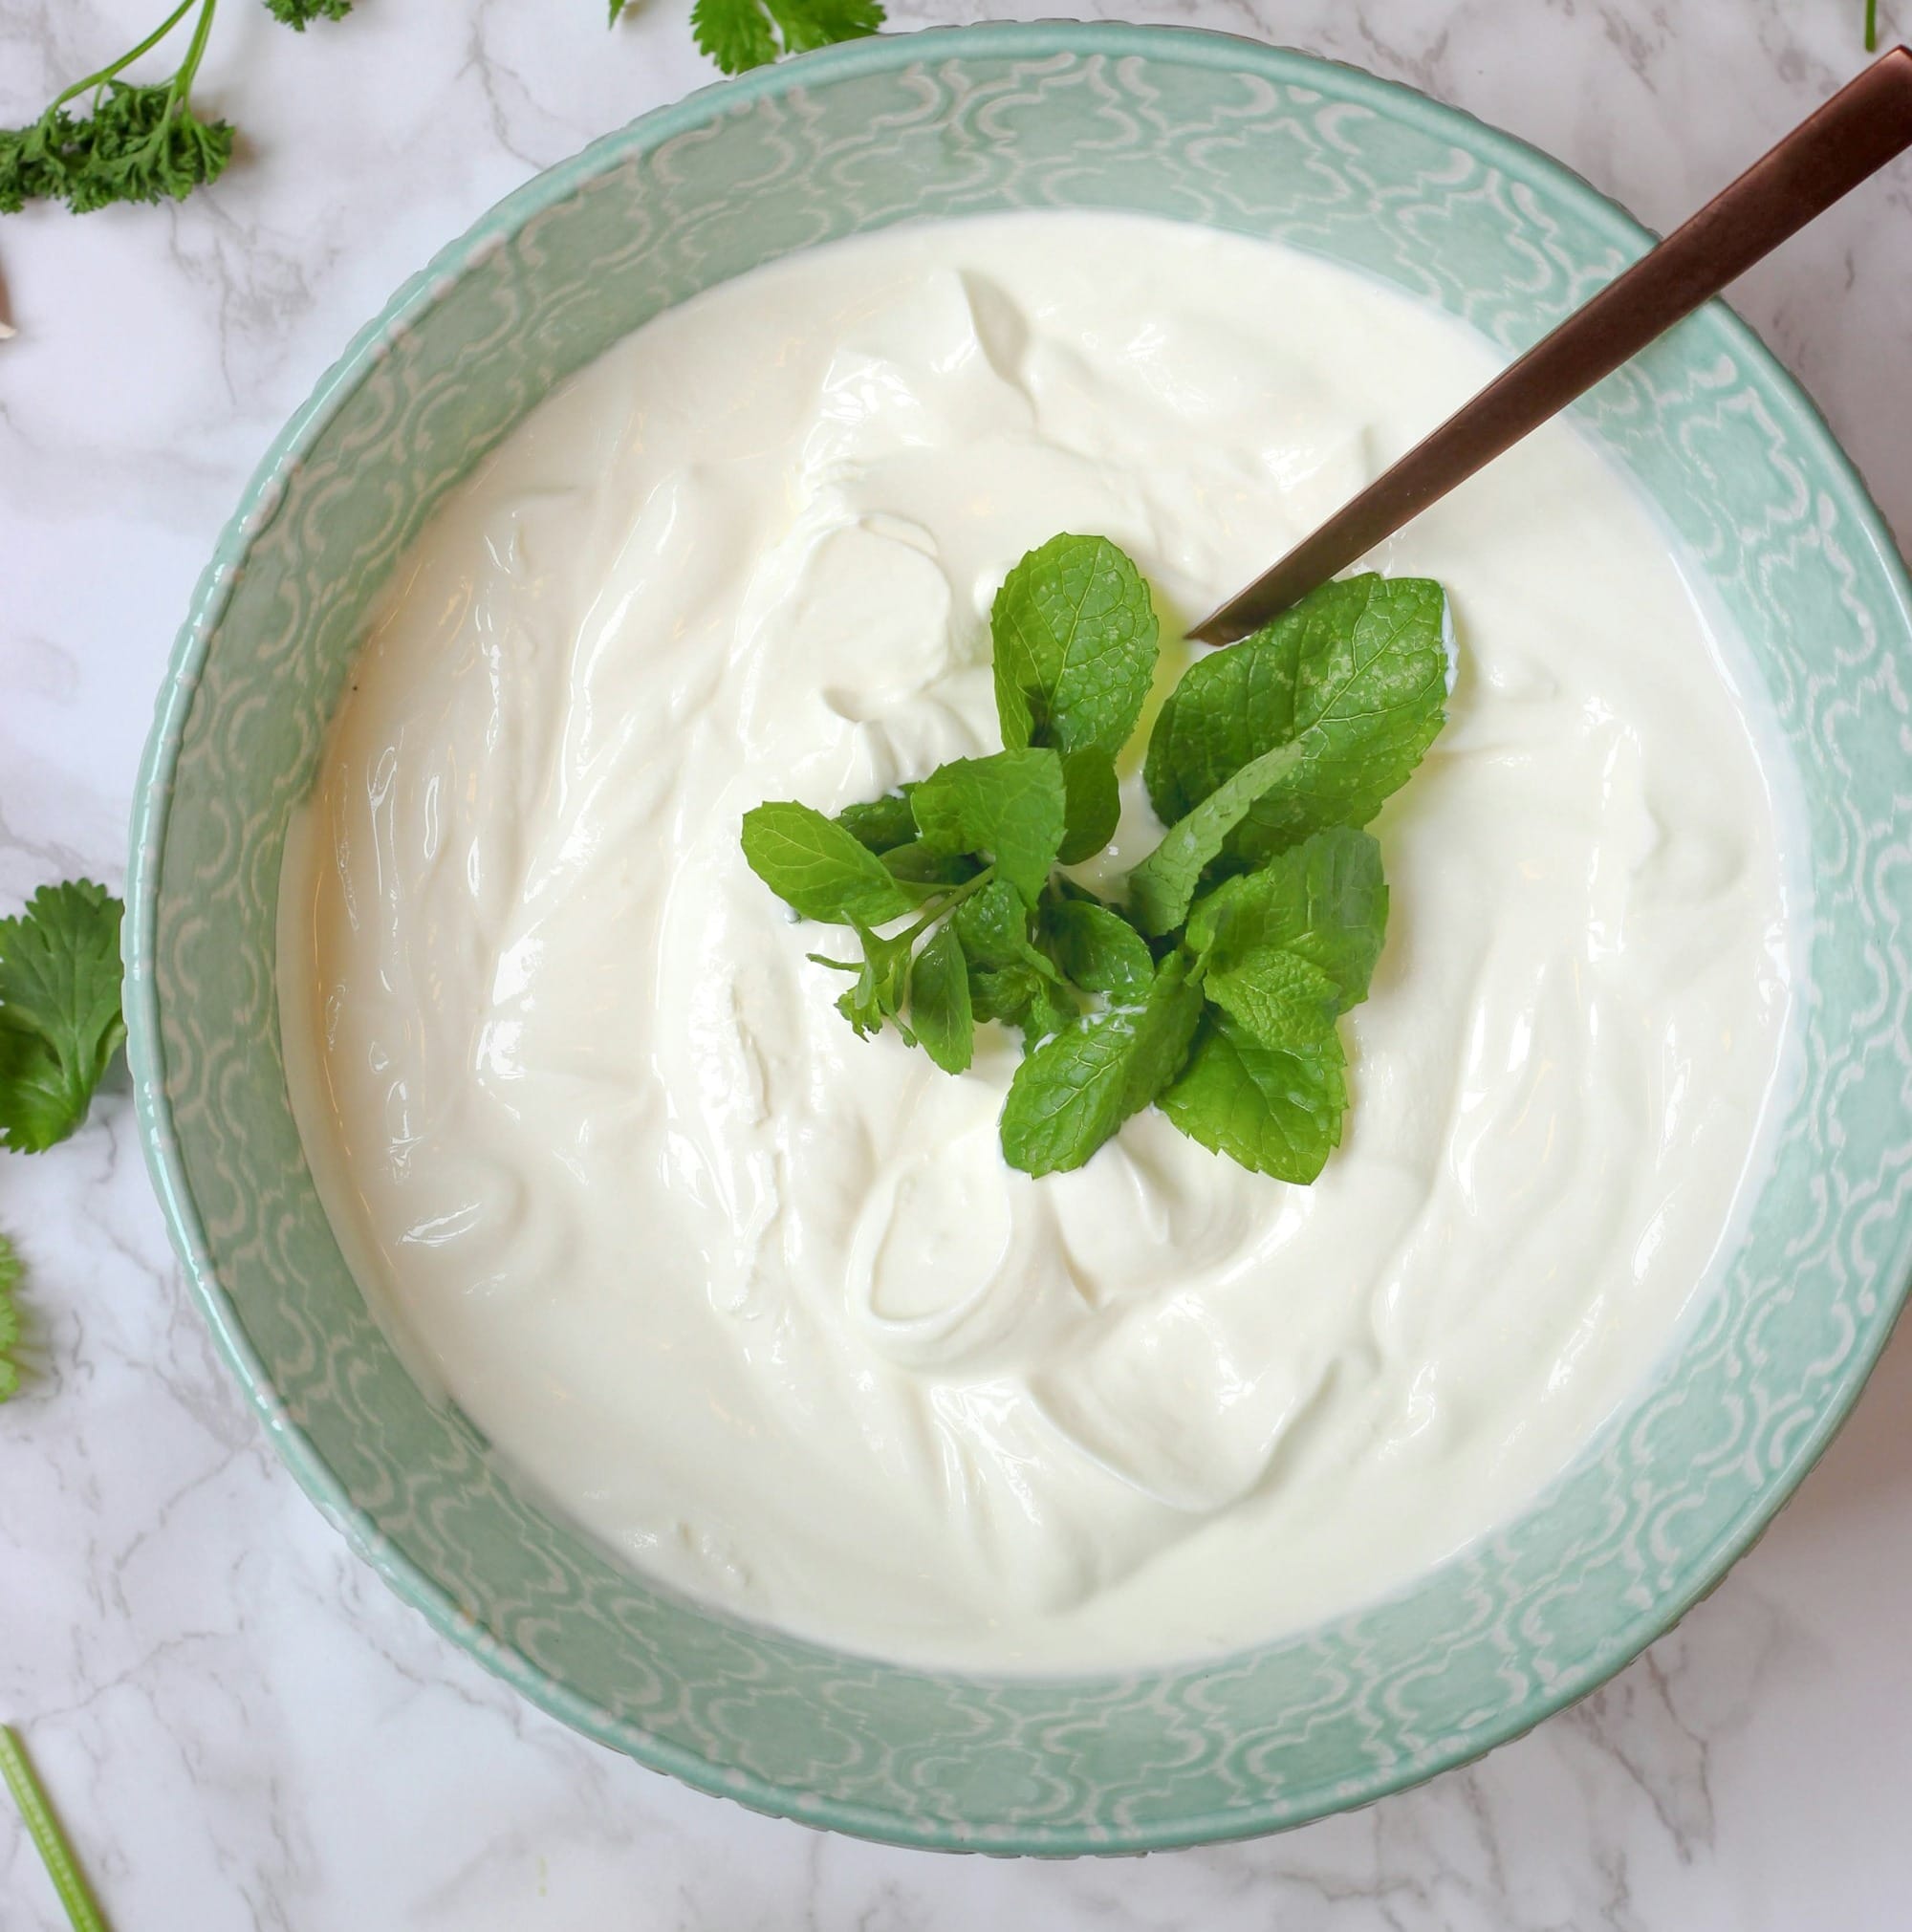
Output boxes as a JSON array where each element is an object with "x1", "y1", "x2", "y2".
[
  {"x1": 992, "y1": 534, "x2": 1159, "y2": 763},
  {"x1": 740, "y1": 803, "x2": 919, "y2": 926},
  {"x1": 0, "y1": 881, "x2": 127, "y2": 1156},
  {"x1": 740, "y1": 532, "x2": 1447, "y2": 1183},
  {"x1": 909, "y1": 751, "x2": 1066, "y2": 905},
  {"x1": 1144, "y1": 574, "x2": 1446, "y2": 872}
]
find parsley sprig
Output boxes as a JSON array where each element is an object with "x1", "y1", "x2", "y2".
[
  {"x1": 0, "y1": 0, "x2": 242, "y2": 217},
  {"x1": 742, "y1": 535, "x2": 1449, "y2": 1181}
]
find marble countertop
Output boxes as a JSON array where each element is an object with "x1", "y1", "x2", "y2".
[{"x1": 4, "y1": 0, "x2": 1910, "y2": 1925}]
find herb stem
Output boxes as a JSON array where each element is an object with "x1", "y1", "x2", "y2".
[
  {"x1": 0, "y1": 1725, "x2": 111, "y2": 1932},
  {"x1": 168, "y1": 0, "x2": 219, "y2": 116},
  {"x1": 898, "y1": 865, "x2": 995, "y2": 948},
  {"x1": 49, "y1": 0, "x2": 201, "y2": 112},
  {"x1": 1865, "y1": 0, "x2": 1879, "y2": 52}
]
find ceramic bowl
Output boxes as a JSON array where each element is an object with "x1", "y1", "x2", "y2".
[{"x1": 126, "y1": 22, "x2": 1912, "y2": 1852}]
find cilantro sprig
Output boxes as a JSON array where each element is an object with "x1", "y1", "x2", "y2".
[
  {"x1": 742, "y1": 534, "x2": 1449, "y2": 1182},
  {"x1": 0, "y1": 882, "x2": 127, "y2": 1156},
  {"x1": 0, "y1": 880, "x2": 126, "y2": 1408}
]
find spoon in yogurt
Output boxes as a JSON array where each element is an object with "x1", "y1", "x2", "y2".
[{"x1": 1193, "y1": 42, "x2": 1912, "y2": 642}]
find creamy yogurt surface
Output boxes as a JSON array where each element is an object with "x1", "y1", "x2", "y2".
[{"x1": 279, "y1": 212, "x2": 1797, "y2": 1669}]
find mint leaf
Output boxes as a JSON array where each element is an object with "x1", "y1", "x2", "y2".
[
  {"x1": 950, "y1": 879, "x2": 1078, "y2": 1045},
  {"x1": 1117, "y1": 950, "x2": 1205, "y2": 1117},
  {"x1": 1144, "y1": 575, "x2": 1445, "y2": 868},
  {"x1": 882, "y1": 842, "x2": 985, "y2": 890},
  {"x1": 815, "y1": 923, "x2": 915, "y2": 1041},
  {"x1": 1204, "y1": 949, "x2": 1340, "y2": 1051},
  {"x1": 969, "y1": 964, "x2": 1044, "y2": 1025},
  {"x1": 1000, "y1": 1011, "x2": 1140, "y2": 1176},
  {"x1": 1188, "y1": 827, "x2": 1389, "y2": 1011},
  {"x1": 954, "y1": 878, "x2": 1050, "y2": 974},
  {"x1": 836, "y1": 790, "x2": 918, "y2": 855},
  {"x1": 0, "y1": 880, "x2": 125, "y2": 1155},
  {"x1": 1160, "y1": 1010, "x2": 1348, "y2": 1183},
  {"x1": 1014, "y1": 976, "x2": 1080, "y2": 1053},
  {"x1": 954, "y1": 877, "x2": 1071, "y2": 1044},
  {"x1": 1057, "y1": 749, "x2": 1121, "y2": 865},
  {"x1": 1125, "y1": 742, "x2": 1303, "y2": 936},
  {"x1": 912, "y1": 750, "x2": 1066, "y2": 904},
  {"x1": 1038, "y1": 899, "x2": 1154, "y2": 1000},
  {"x1": 999, "y1": 951, "x2": 1202, "y2": 1175},
  {"x1": 991, "y1": 535, "x2": 1159, "y2": 762},
  {"x1": 908, "y1": 923, "x2": 973, "y2": 1075},
  {"x1": 742, "y1": 801, "x2": 917, "y2": 926}
]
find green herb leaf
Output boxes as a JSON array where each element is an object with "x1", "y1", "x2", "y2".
[
  {"x1": 0, "y1": 1235, "x2": 19, "y2": 1405},
  {"x1": 1160, "y1": 1009, "x2": 1348, "y2": 1183},
  {"x1": 742, "y1": 801, "x2": 918, "y2": 926},
  {"x1": 999, "y1": 951, "x2": 1202, "y2": 1175},
  {"x1": 1187, "y1": 826, "x2": 1389, "y2": 1011},
  {"x1": 690, "y1": 0, "x2": 880, "y2": 71},
  {"x1": 690, "y1": 0, "x2": 780, "y2": 68},
  {"x1": 1203, "y1": 949, "x2": 1341, "y2": 1051},
  {"x1": 968, "y1": 963, "x2": 1044, "y2": 1025},
  {"x1": 0, "y1": 0, "x2": 236, "y2": 217},
  {"x1": 1057, "y1": 749, "x2": 1122, "y2": 864},
  {"x1": 1000, "y1": 1011, "x2": 1141, "y2": 1176},
  {"x1": 1012, "y1": 975, "x2": 1080, "y2": 1053},
  {"x1": 1037, "y1": 899, "x2": 1154, "y2": 999},
  {"x1": 881, "y1": 841, "x2": 985, "y2": 890},
  {"x1": 910, "y1": 749, "x2": 1066, "y2": 905},
  {"x1": 908, "y1": 923, "x2": 973, "y2": 1075},
  {"x1": 2, "y1": 82, "x2": 233, "y2": 216},
  {"x1": 264, "y1": 0, "x2": 352, "y2": 27},
  {"x1": 1144, "y1": 575, "x2": 1446, "y2": 868},
  {"x1": 991, "y1": 535, "x2": 1159, "y2": 762},
  {"x1": 761, "y1": 0, "x2": 883, "y2": 52},
  {"x1": 0, "y1": 882, "x2": 126, "y2": 1156},
  {"x1": 1124, "y1": 741, "x2": 1303, "y2": 936},
  {"x1": 952, "y1": 877, "x2": 1075, "y2": 1043},
  {"x1": 1117, "y1": 949, "x2": 1206, "y2": 1117},
  {"x1": 815, "y1": 923, "x2": 916, "y2": 1041},
  {"x1": 835, "y1": 790, "x2": 919, "y2": 855},
  {"x1": 953, "y1": 877, "x2": 1053, "y2": 977}
]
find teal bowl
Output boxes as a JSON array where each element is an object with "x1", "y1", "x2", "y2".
[{"x1": 125, "y1": 22, "x2": 1912, "y2": 1852}]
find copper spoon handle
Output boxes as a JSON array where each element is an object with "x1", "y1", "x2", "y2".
[{"x1": 1191, "y1": 44, "x2": 1912, "y2": 644}]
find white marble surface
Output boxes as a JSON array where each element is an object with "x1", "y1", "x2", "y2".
[{"x1": 3, "y1": 0, "x2": 1911, "y2": 1924}]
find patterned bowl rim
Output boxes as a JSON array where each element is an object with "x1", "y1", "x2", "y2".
[{"x1": 125, "y1": 19, "x2": 1912, "y2": 1853}]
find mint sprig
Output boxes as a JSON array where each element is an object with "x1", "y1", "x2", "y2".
[{"x1": 740, "y1": 533, "x2": 1447, "y2": 1181}]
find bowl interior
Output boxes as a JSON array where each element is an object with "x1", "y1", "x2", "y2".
[{"x1": 127, "y1": 24, "x2": 1912, "y2": 1852}]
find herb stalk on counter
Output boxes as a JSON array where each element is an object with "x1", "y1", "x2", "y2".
[{"x1": 741, "y1": 534, "x2": 1449, "y2": 1182}]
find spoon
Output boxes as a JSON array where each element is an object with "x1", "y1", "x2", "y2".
[{"x1": 1193, "y1": 43, "x2": 1912, "y2": 644}]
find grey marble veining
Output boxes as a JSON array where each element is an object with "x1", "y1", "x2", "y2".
[{"x1": 2, "y1": 1, "x2": 1910, "y2": 1925}]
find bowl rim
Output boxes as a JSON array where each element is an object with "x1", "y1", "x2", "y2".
[{"x1": 124, "y1": 17, "x2": 1912, "y2": 1854}]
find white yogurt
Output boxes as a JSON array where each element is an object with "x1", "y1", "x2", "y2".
[{"x1": 279, "y1": 213, "x2": 1797, "y2": 1669}]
